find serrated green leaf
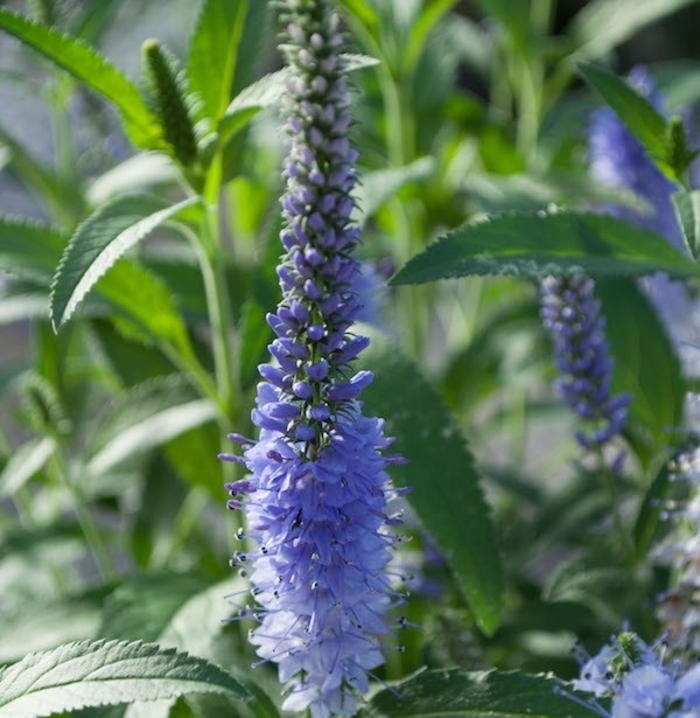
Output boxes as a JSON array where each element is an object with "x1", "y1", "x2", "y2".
[
  {"x1": 0, "y1": 217, "x2": 65, "y2": 285},
  {"x1": 673, "y1": 189, "x2": 700, "y2": 259},
  {"x1": 576, "y1": 62, "x2": 668, "y2": 162},
  {"x1": 86, "y1": 376, "x2": 216, "y2": 476},
  {"x1": 391, "y1": 212, "x2": 700, "y2": 285},
  {"x1": 359, "y1": 333, "x2": 503, "y2": 635},
  {"x1": 0, "y1": 8, "x2": 162, "y2": 150},
  {"x1": 50, "y1": 195, "x2": 199, "y2": 330},
  {"x1": 358, "y1": 668, "x2": 594, "y2": 717},
  {"x1": 570, "y1": 0, "x2": 699, "y2": 60},
  {"x1": 0, "y1": 435, "x2": 55, "y2": 497},
  {"x1": 0, "y1": 639, "x2": 249, "y2": 718}
]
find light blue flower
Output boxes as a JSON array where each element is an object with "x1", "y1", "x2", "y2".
[{"x1": 221, "y1": 1, "x2": 406, "y2": 715}]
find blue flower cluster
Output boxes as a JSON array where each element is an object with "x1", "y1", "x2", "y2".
[
  {"x1": 540, "y1": 275, "x2": 630, "y2": 467},
  {"x1": 568, "y1": 631, "x2": 700, "y2": 717},
  {"x1": 221, "y1": 1, "x2": 406, "y2": 716}
]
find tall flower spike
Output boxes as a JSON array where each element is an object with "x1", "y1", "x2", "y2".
[
  {"x1": 221, "y1": 2, "x2": 406, "y2": 716},
  {"x1": 540, "y1": 275, "x2": 630, "y2": 469}
]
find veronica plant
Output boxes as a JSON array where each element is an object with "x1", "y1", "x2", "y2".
[
  {"x1": 540, "y1": 275, "x2": 630, "y2": 470},
  {"x1": 565, "y1": 630, "x2": 700, "y2": 717},
  {"x1": 221, "y1": 1, "x2": 406, "y2": 715}
]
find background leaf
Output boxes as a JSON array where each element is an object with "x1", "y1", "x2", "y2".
[
  {"x1": 358, "y1": 668, "x2": 594, "y2": 717},
  {"x1": 576, "y1": 62, "x2": 668, "y2": 161},
  {"x1": 360, "y1": 333, "x2": 504, "y2": 635},
  {"x1": 391, "y1": 212, "x2": 700, "y2": 285},
  {"x1": 673, "y1": 189, "x2": 700, "y2": 259},
  {"x1": 0, "y1": 8, "x2": 162, "y2": 149},
  {"x1": 570, "y1": 0, "x2": 699, "y2": 60}
]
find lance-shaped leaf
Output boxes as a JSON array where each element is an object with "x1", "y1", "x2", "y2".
[
  {"x1": 570, "y1": 0, "x2": 699, "y2": 61},
  {"x1": 218, "y1": 53, "x2": 380, "y2": 146},
  {"x1": 0, "y1": 8, "x2": 162, "y2": 150},
  {"x1": 673, "y1": 189, "x2": 700, "y2": 259},
  {"x1": 86, "y1": 376, "x2": 216, "y2": 476},
  {"x1": 576, "y1": 62, "x2": 668, "y2": 161},
  {"x1": 359, "y1": 333, "x2": 504, "y2": 635},
  {"x1": 0, "y1": 436, "x2": 56, "y2": 498},
  {"x1": 187, "y1": 0, "x2": 268, "y2": 123},
  {"x1": 391, "y1": 211, "x2": 700, "y2": 286},
  {"x1": 358, "y1": 668, "x2": 596, "y2": 717},
  {"x1": 0, "y1": 639, "x2": 249, "y2": 718},
  {"x1": 0, "y1": 217, "x2": 64, "y2": 285},
  {"x1": 50, "y1": 195, "x2": 199, "y2": 330}
]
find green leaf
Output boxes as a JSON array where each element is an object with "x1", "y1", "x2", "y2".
[
  {"x1": 391, "y1": 211, "x2": 700, "y2": 285},
  {"x1": 93, "y1": 258, "x2": 195, "y2": 356},
  {"x1": 100, "y1": 574, "x2": 211, "y2": 643},
  {"x1": 50, "y1": 194, "x2": 199, "y2": 330},
  {"x1": 576, "y1": 62, "x2": 668, "y2": 162},
  {"x1": 0, "y1": 217, "x2": 64, "y2": 285},
  {"x1": 86, "y1": 376, "x2": 217, "y2": 476},
  {"x1": 673, "y1": 189, "x2": 700, "y2": 259},
  {"x1": 0, "y1": 589, "x2": 105, "y2": 665},
  {"x1": 218, "y1": 54, "x2": 379, "y2": 146},
  {"x1": 356, "y1": 158, "x2": 434, "y2": 226},
  {"x1": 570, "y1": 0, "x2": 699, "y2": 60},
  {"x1": 0, "y1": 436, "x2": 55, "y2": 497},
  {"x1": 360, "y1": 333, "x2": 504, "y2": 635},
  {"x1": 0, "y1": 639, "x2": 249, "y2": 718},
  {"x1": 634, "y1": 456, "x2": 674, "y2": 558},
  {"x1": 358, "y1": 668, "x2": 594, "y2": 717},
  {"x1": 596, "y1": 278, "x2": 686, "y2": 466},
  {"x1": 0, "y1": 8, "x2": 162, "y2": 150},
  {"x1": 187, "y1": 0, "x2": 253, "y2": 122}
]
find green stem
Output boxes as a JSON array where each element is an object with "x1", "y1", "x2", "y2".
[
  {"x1": 198, "y1": 201, "x2": 238, "y2": 423},
  {"x1": 50, "y1": 449, "x2": 118, "y2": 582},
  {"x1": 13, "y1": 486, "x2": 70, "y2": 594},
  {"x1": 597, "y1": 448, "x2": 636, "y2": 568}
]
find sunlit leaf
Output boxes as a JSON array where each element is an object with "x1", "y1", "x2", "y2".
[
  {"x1": 50, "y1": 195, "x2": 198, "y2": 330},
  {"x1": 0, "y1": 639, "x2": 248, "y2": 718},
  {"x1": 391, "y1": 211, "x2": 700, "y2": 285},
  {"x1": 0, "y1": 8, "x2": 162, "y2": 149}
]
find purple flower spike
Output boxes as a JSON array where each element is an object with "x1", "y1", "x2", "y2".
[
  {"x1": 540, "y1": 275, "x2": 630, "y2": 465},
  {"x1": 221, "y1": 1, "x2": 405, "y2": 715}
]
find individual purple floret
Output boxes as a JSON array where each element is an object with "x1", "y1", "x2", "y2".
[
  {"x1": 540, "y1": 275, "x2": 630, "y2": 467},
  {"x1": 220, "y1": 1, "x2": 406, "y2": 716}
]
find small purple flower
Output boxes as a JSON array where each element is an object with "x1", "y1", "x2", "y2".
[
  {"x1": 540, "y1": 275, "x2": 630, "y2": 467},
  {"x1": 221, "y1": 1, "x2": 406, "y2": 715}
]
